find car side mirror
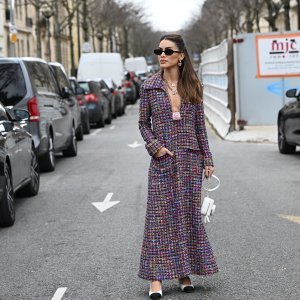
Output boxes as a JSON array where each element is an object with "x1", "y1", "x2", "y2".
[
  {"x1": 62, "y1": 86, "x2": 71, "y2": 98},
  {"x1": 13, "y1": 109, "x2": 30, "y2": 122},
  {"x1": 101, "y1": 88, "x2": 109, "y2": 95},
  {"x1": 118, "y1": 86, "x2": 122, "y2": 90},
  {"x1": 286, "y1": 89, "x2": 297, "y2": 98},
  {"x1": 75, "y1": 87, "x2": 85, "y2": 95},
  {"x1": 110, "y1": 88, "x2": 114, "y2": 93}
]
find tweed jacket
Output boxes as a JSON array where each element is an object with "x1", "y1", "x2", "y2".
[{"x1": 138, "y1": 72, "x2": 213, "y2": 167}]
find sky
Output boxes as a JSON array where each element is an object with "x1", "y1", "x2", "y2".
[{"x1": 118, "y1": 0, "x2": 205, "y2": 32}]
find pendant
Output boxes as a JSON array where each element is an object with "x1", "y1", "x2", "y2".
[{"x1": 172, "y1": 111, "x2": 181, "y2": 120}]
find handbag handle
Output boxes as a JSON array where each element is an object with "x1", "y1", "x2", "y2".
[{"x1": 203, "y1": 174, "x2": 220, "y2": 192}]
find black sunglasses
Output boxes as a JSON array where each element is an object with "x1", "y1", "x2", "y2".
[{"x1": 153, "y1": 48, "x2": 182, "y2": 56}]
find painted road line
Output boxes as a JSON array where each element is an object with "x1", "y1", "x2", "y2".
[
  {"x1": 278, "y1": 214, "x2": 300, "y2": 224},
  {"x1": 128, "y1": 141, "x2": 142, "y2": 148},
  {"x1": 91, "y1": 129, "x2": 102, "y2": 135},
  {"x1": 109, "y1": 125, "x2": 115, "y2": 130},
  {"x1": 51, "y1": 287, "x2": 67, "y2": 300},
  {"x1": 92, "y1": 192, "x2": 120, "y2": 213}
]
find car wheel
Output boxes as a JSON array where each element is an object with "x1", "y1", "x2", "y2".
[
  {"x1": 112, "y1": 103, "x2": 117, "y2": 119},
  {"x1": 18, "y1": 150, "x2": 40, "y2": 196},
  {"x1": 117, "y1": 99, "x2": 122, "y2": 117},
  {"x1": 278, "y1": 117, "x2": 296, "y2": 154},
  {"x1": 0, "y1": 164, "x2": 15, "y2": 227},
  {"x1": 83, "y1": 118, "x2": 90, "y2": 134},
  {"x1": 76, "y1": 124, "x2": 84, "y2": 141},
  {"x1": 105, "y1": 106, "x2": 112, "y2": 125},
  {"x1": 39, "y1": 134, "x2": 55, "y2": 172},
  {"x1": 63, "y1": 126, "x2": 77, "y2": 157},
  {"x1": 95, "y1": 112, "x2": 105, "y2": 128}
]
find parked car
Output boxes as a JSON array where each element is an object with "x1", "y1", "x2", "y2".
[
  {"x1": 0, "y1": 57, "x2": 77, "y2": 172},
  {"x1": 96, "y1": 79, "x2": 116, "y2": 118},
  {"x1": 69, "y1": 77, "x2": 90, "y2": 134},
  {"x1": 104, "y1": 78, "x2": 125, "y2": 116},
  {"x1": 78, "y1": 80, "x2": 111, "y2": 128},
  {"x1": 277, "y1": 88, "x2": 300, "y2": 154},
  {"x1": 0, "y1": 105, "x2": 40, "y2": 227},
  {"x1": 49, "y1": 62, "x2": 83, "y2": 141},
  {"x1": 124, "y1": 71, "x2": 138, "y2": 104}
]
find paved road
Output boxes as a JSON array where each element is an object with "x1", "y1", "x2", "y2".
[{"x1": 0, "y1": 103, "x2": 299, "y2": 300}]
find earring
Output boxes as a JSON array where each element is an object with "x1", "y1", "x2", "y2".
[{"x1": 178, "y1": 60, "x2": 182, "y2": 67}]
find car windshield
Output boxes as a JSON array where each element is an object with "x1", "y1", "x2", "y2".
[
  {"x1": 0, "y1": 63, "x2": 27, "y2": 106},
  {"x1": 79, "y1": 82, "x2": 91, "y2": 93}
]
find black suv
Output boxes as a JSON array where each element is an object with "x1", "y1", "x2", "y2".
[{"x1": 0, "y1": 58, "x2": 77, "y2": 172}]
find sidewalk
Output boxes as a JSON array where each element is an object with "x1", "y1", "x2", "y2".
[{"x1": 224, "y1": 125, "x2": 277, "y2": 144}]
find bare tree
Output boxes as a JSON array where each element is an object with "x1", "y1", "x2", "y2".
[
  {"x1": 27, "y1": 0, "x2": 48, "y2": 57},
  {"x1": 264, "y1": 0, "x2": 282, "y2": 31},
  {"x1": 62, "y1": 0, "x2": 82, "y2": 75},
  {"x1": 241, "y1": 0, "x2": 265, "y2": 32},
  {"x1": 282, "y1": 0, "x2": 291, "y2": 30}
]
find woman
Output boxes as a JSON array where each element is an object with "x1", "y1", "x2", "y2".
[{"x1": 138, "y1": 34, "x2": 218, "y2": 299}]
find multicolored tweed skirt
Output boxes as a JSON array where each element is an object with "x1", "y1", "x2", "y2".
[{"x1": 138, "y1": 149, "x2": 218, "y2": 280}]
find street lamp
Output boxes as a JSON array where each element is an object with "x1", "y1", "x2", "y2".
[
  {"x1": 42, "y1": 8, "x2": 54, "y2": 61},
  {"x1": 96, "y1": 32, "x2": 103, "y2": 52}
]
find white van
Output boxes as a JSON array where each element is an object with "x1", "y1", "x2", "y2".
[
  {"x1": 77, "y1": 53, "x2": 124, "y2": 86},
  {"x1": 124, "y1": 57, "x2": 148, "y2": 75}
]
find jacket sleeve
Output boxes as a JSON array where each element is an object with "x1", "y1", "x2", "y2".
[
  {"x1": 195, "y1": 102, "x2": 214, "y2": 167},
  {"x1": 138, "y1": 85, "x2": 163, "y2": 156}
]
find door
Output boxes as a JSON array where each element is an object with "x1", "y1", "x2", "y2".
[
  {"x1": 285, "y1": 101, "x2": 300, "y2": 144},
  {"x1": 0, "y1": 106, "x2": 25, "y2": 188},
  {"x1": 51, "y1": 66, "x2": 80, "y2": 131},
  {"x1": 40, "y1": 63, "x2": 71, "y2": 149}
]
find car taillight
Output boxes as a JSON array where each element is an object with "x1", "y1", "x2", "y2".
[
  {"x1": 112, "y1": 90, "x2": 117, "y2": 96},
  {"x1": 85, "y1": 93, "x2": 98, "y2": 103},
  {"x1": 27, "y1": 96, "x2": 40, "y2": 122},
  {"x1": 126, "y1": 81, "x2": 132, "y2": 88}
]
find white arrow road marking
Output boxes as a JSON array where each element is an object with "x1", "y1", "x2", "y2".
[
  {"x1": 109, "y1": 125, "x2": 115, "y2": 130},
  {"x1": 128, "y1": 141, "x2": 142, "y2": 148},
  {"x1": 51, "y1": 287, "x2": 67, "y2": 300},
  {"x1": 92, "y1": 193, "x2": 120, "y2": 213},
  {"x1": 278, "y1": 214, "x2": 300, "y2": 224},
  {"x1": 91, "y1": 129, "x2": 103, "y2": 135}
]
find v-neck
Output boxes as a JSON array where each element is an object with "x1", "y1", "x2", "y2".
[{"x1": 163, "y1": 81, "x2": 181, "y2": 113}]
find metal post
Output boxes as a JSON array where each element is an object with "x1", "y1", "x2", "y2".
[
  {"x1": 47, "y1": 17, "x2": 51, "y2": 61},
  {"x1": 76, "y1": 3, "x2": 81, "y2": 57},
  {"x1": 9, "y1": 0, "x2": 16, "y2": 56},
  {"x1": 297, "y1": 0, "x2": 300, "y2": 30}
]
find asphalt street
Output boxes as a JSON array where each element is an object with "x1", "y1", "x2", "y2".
[{"x1": 0, "y1": 103, "x2": 299, "y2": 300}]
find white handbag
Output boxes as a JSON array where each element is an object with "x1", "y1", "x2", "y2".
[{"x1": 201, "y1": 174, "x2": 220, "y2": 223}]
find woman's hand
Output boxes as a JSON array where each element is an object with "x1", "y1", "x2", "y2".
[
  {"x1": 204, "y1": 166, "x2": 214, "y2": 178},
  {"x1": 155, "y1": 147, "x2": 174, "y2": 158}
]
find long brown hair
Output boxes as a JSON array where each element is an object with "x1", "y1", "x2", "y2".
[{"x1": 160, "y1": 34, "x2": 203, "y2": 104}]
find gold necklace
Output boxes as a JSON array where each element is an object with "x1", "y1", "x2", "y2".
[{"x1": 164, "y1": 79, "x2": 178, "y2": 95}]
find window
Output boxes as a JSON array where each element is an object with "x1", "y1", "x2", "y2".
[
  {"x1": 0, "y1": 63, "x2": 27, "y2": 106},
  {"x1": 69, "y1": 80, "x2": 77, "y2": 93},
  {"x1": 79, "y1": 82, "x2": 90, "y2": 93},
  {"x1": 51, "y1": 66, "x2": 70, "y2": 92},
  {"x1": 25, "y1": 61, "x2": 57, "y2": 94},
  {"x1": 0, "y1": 104, "x2": 8, "y2": 121}
]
